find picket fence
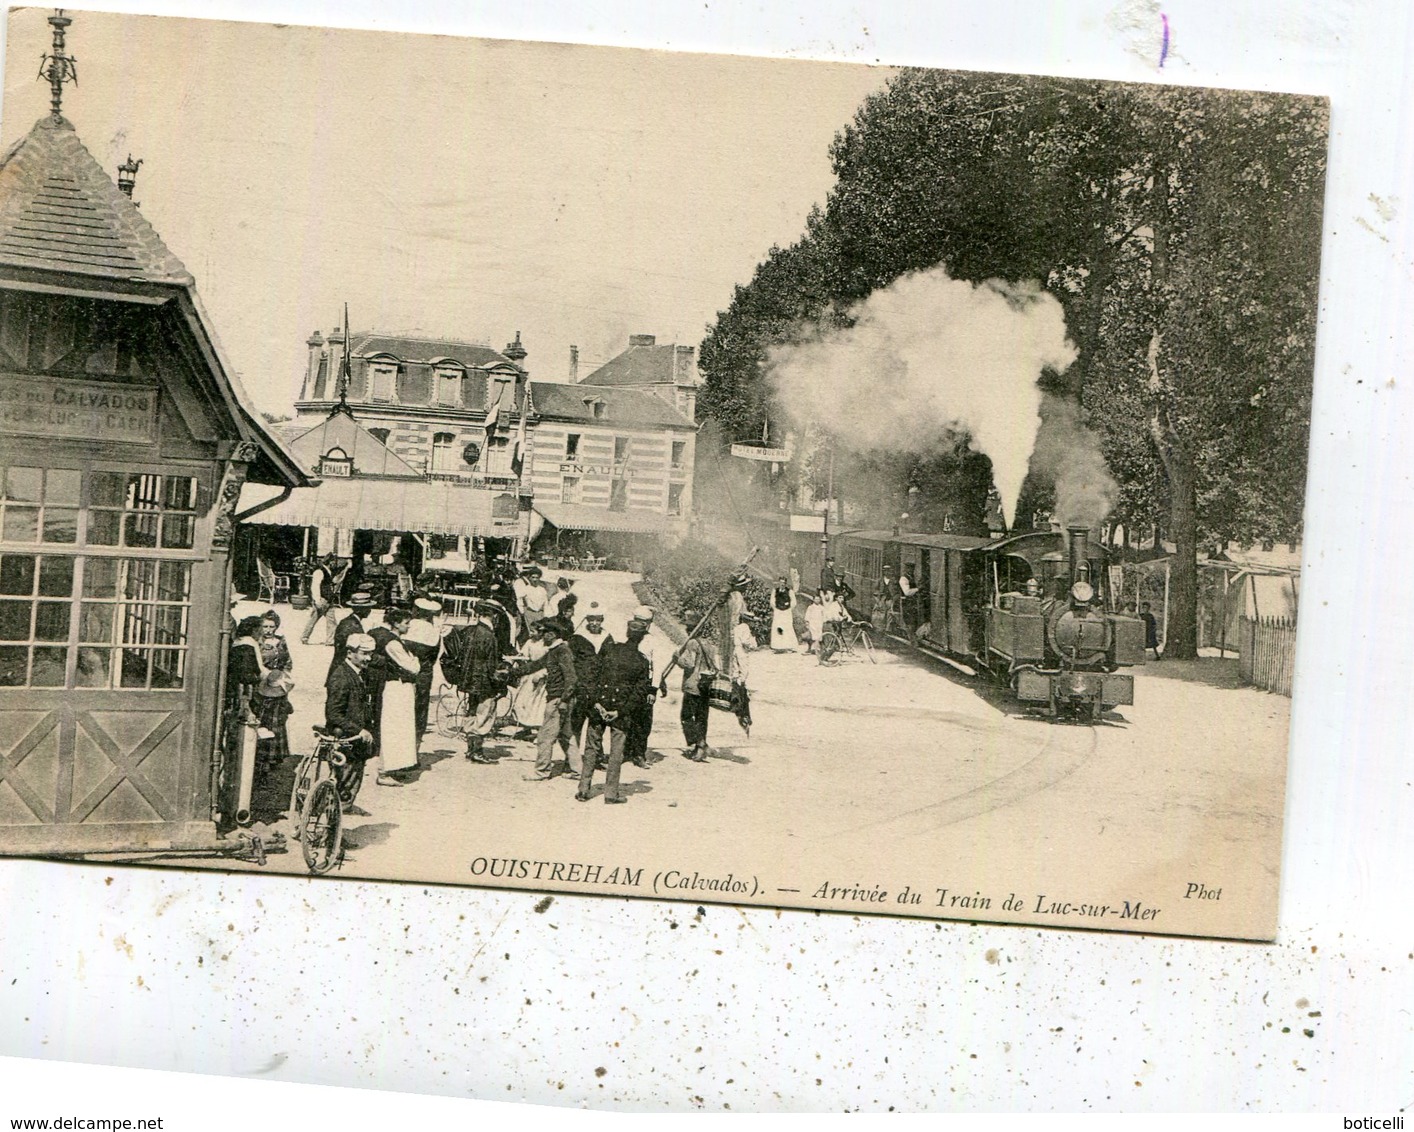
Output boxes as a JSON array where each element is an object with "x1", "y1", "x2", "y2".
[{"x1": 1237, "y1": 615, "x2": 1297, "y2": 697}]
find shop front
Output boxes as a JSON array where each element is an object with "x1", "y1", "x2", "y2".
[{"x1": 238, "y1": 474, "x2": 525, "y2": 609}]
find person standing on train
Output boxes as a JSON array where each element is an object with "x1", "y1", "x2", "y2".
[{"x1": 899, "y1": 565, "x2": 920, "y2": 634}]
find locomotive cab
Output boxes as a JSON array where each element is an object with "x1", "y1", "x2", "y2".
[{"x1": 981, "y1": 526, "x2": 1143, "y2": 720}]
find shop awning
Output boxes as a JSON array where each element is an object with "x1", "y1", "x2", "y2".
[
  {"x1": 241, "y1": 477, "x2": 516, "y2": 537},
  {"x1": 534, "y1": 501, "x2": 685, "y2": 534}
]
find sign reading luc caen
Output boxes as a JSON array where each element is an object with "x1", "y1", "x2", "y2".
[{"x1": 0, "y1": 374, "x2": 158, "y2": 444}]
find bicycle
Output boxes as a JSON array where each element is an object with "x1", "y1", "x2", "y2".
[
  {"x1": 288, "y1": 727, "x2": 354, "y2": 874},
  {"x1": 818, "y1": 618, "x2": 877, "y2": 665}
]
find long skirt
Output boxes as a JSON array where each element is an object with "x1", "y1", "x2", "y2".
[
  {"x1": 804, "y1": 605, "x2": 824, "y2": 650},
  {"x1": 511, "y1": 672, "x2": 547, "y2": 729},
  {"x1": 252, "y1": 694, "x2": 292, "y2": 761},
  {"x1": 379, "y1": 680, "x2": 420, "y2": 773},
  {"x1": 770, "y1": 606, "x2": 798, "y2": 651}
]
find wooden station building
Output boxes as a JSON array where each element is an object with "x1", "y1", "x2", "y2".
[{"x1": 0, "y1": 26, "x2": 305, "y2": 856}]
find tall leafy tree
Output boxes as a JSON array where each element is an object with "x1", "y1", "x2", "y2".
[{"x1": 697, "y1": 71, "x2": 1326, "y2": 657}]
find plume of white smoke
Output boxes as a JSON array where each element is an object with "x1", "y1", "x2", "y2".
[
  {"x1": 766, "y1": 269, "x2": 1078, "y2": 528},
  {"x1": 1027, "y1": 393, "x2": 1119, "y2": 532}
]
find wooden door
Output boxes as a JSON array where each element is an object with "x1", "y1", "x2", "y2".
[{"x1": 0, "y1": 461, "x2": 220, "y2": 854}]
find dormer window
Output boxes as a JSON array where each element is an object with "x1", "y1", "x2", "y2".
[
  {"x1": 370, "y1": 363, "x2": 397, "y2": 402},
  {"x1": 592, "y1": 402, "x2": 606, "y2": 420},
  {"x1": 434, "y1": 366, "x2": 462, "y2": 407}
]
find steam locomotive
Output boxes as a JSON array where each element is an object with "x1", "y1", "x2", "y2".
[{"x1": 830, "y1": 524, "x2": 1144, "y2": 720}]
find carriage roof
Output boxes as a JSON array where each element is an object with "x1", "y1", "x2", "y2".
[{"x1": 834, "y1": 529, "x2": 991, "y2": 552}]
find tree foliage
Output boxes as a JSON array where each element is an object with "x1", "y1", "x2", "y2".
[{"x1": 696, "y1": 70, "x2": 1327, "y2": 657}]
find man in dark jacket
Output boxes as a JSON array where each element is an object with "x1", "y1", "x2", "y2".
[
  {"x1": 325, "y1": 591, "x2": 375, "y2": 686},
  {"x1": 514, "y1": 616, "x2": 578, "y2": 780},
  {"x1": 443, "y1": 601, "x2": 502, "y2": 763},
  {"x1": 567, "y1": 604, "x2": 614, "y2": 762},
  {"x1": 622, "y1": 607, "x2": 660, "y2": 768},
  {"x1": 578, "y1": 621, "x2": 653, "y2": 804},
  {"x1": 324, "y1": 632, "x2": 375, "y2": 806}
]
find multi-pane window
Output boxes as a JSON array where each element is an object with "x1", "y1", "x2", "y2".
[
  {"x1": 1, "y1": 466, "x2": 80, "y2": 545},
  {"x1": 2, "y1": 468, "x2": 196, "y2": 550},
  {"x1": 671, "y1": 441, "x2": 686, "y2": 469},
  {"x1": 0, "y1": 466, "x2": 199, "y2": 691},
  {"x1": 613, "y1": 436, "x2": 631, "y2": 463},
  {"x1": 609, "y1": 479, "x2": 628, "y2": 512},
  {"x1": 561, "y1": 476, "x2": 581, "y2": 505},
  {"x1": 0, "y1": 554, "x2": 191, "y2": 690},
  {"x1": 565, "y1": 434, "x2": 580, "y2": 460},
  {"x1": 667, "y1": 483, "x2": 684, "y2": 515},
  {"x1": 431, "y1": 433, "x2": 457, "y2": 473}
]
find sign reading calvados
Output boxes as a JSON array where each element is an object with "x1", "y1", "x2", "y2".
[{"x1": 0, "y1": 374, "x2": 158, "y2": 444}]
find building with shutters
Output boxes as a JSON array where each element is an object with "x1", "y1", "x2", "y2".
[{"x1": 254, "y1": 329, "x2": 699, "y2": 570}]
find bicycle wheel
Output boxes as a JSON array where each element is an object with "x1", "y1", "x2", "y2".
[
  {"x1": 858, "y1": 628, "x2": 877, "y2": 663},
  {"x1": 300, "y1": 778, "x2": 343, "y2": 874},
  {"x1": 819, "y1": 631, "x2": 841, "y2": 664},
  {"x1": 434, "y1": 686, "x2": 464, "y2": 738},
  {"x1": 288, "y1": 752, "x2": 317, "y2": 837}
]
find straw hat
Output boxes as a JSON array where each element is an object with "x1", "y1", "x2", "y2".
[{"x1": 257, "y1": 669, "x2": 295, "y2": 698}]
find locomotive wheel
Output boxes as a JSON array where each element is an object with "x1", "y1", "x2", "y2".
[
  {"x1": 300, "y1": 779, "x2": 343, "y2": 874},
  {"x1": 818, "y1": 631, "x2": 841, "y2": 664}
]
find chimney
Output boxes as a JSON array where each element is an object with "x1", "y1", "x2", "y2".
[
  {"x1": 1067, "y1": 525, "x2": 1090, "y2": 586},
  {"x1": 301, "y1": 330, "x2": 324, "y2": 401},
  {"x1": 327, "y1": 324, "x2": 346, "y2": 402},
  {"x1": 569, "y1": 345, "x2": 579, "y2": 383},
  {"x1": 672, "y1": 344, "x2": 696, "y2": 384},
  {"x1": 503, "y1": 331, "x2": 528, "y2": 368},
  {"x1": 628, "y1": 334, "x2": 656, "y2": 347}
]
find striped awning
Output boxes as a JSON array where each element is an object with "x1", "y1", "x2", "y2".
[
  {"x1": 533, "y1": 501, "x2": 684, "y2": 534},
  {"x1": 242, "y1": 477, "x2": 517, "y2": 536}
]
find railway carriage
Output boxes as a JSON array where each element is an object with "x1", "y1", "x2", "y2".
[{"x1": 832, "y1": 525, "x2": 1145, "y2": 720}]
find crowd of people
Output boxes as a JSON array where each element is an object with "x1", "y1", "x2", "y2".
[{"x1": 226, "y1": 556, "x2": 778, "y2": 821}]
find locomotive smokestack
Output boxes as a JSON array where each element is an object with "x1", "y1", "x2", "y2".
[{"x1": 1067, "y1": 525, "x2": 1089, "y2": 585}]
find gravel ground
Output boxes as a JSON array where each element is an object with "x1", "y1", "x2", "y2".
[{"x1": 194, "y1": 571, "x2": 1290, "y2": 938}]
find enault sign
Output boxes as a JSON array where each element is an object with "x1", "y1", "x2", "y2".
[
  {"x1": 0, "y1": 373, "x2": 158, "y2": 444},
  {"x1": 559, "y1": 462, "x2": 633, "y2": 477}
]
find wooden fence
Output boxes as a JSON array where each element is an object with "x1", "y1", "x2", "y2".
[{"x1": 1237, "y1": 615, "x2": 1297, "y2": 696}]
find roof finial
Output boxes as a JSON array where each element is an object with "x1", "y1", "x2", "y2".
[
  {"x1": 117, "y1": 154, "x2": 143, "y2": 200},
  {"x1": 333, "y1": 303, "x2": 354, "y2": 417},
  {"x1": 38, "y1": 10, "x2": 78, "y2": 124}
]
